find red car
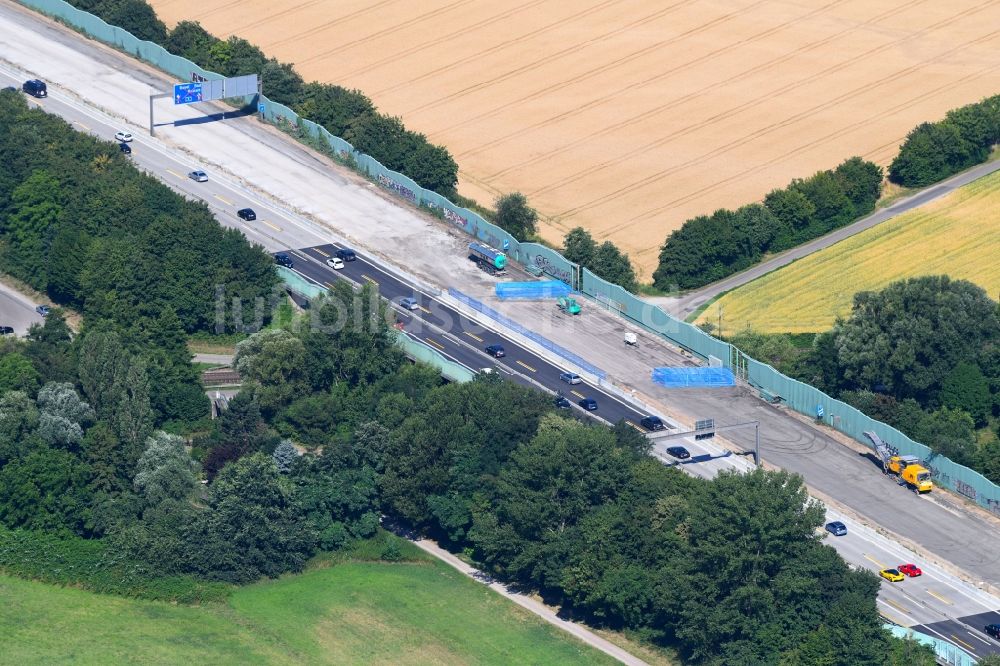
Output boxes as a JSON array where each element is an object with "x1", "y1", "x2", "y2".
[{"x1": 898, "y1": 563, "x2": 922, "y2": 577}]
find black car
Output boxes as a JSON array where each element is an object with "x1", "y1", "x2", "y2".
[
  {"x1": 237, "y1": 208, "x2": 257, "y2": 221},
  {"x1": 578, "y1": 397, "x2": 598, "y2": 411},
  {"x1": 0, "y1": 326, "x2": 14, "y2": 335},
  {"x1": 119, "y1": 142, "x2": 132, "y2": 154},
  {"x1": 485, "y1": 344, "x2": 505, "y2": 358},
  {"x1": 666, "y1": 446, "x2": 690, "y2": 459},
  {"x1": 553, "y1": 395, "x2": 571, "y2": 410},
  {"x1": 984, "y1": 624, "x2": 1000, "y2": 640},
  {"x1": 22, "y1": 79, "x2": 47, "y2": 98},
  {"x1": 825, "y1": 521, "x2": 847, "y2": 537},
  {"x1": 274, "y1": 253, "x2": 293, "y2": 268},
  {"x1": 641, "y1": 415, "x2": 665, "y2": 431},
  {"x1": 336, "y1": 248, "x2": 357, "y2": 262}
]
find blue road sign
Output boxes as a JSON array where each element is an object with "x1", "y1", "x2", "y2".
[
  {"x1": 258, "y1": 103, "x2": 266, "y2": 114},
  {"x1": 502, "y1": 239, "x2": 510, "y2": 251},
  {"x1": 816, "y1": 404, "x2": 825, "y2": 419},
  {"x1": 173, "y1": 82, "x2": 203, "y2": 105}
]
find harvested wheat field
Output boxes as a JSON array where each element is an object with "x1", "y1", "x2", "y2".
[
  {"x1": 149, "y1": 0, "x2": 1000, "y2": 279},
  {"x1": 695, "y1": 168, "x2": 1000, "y2": 334}
]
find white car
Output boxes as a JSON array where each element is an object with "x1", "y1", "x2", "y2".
[
  {"x1": 326, "y1": 257, "x2": 345, "y2": 270},
  {"x1": 115, "y1": 131, "x2": 133, "y2": 142},
  {"x1": 188, "y1": 170, "x2": 208, "y2": 182}
]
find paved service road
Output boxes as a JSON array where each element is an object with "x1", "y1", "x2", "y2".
[
  {"x1": 660, "y1": 158, "x2": 1000, "y2": 318},
  {"x1": 3, "y1": 9, "x2": 996, "y2": 654},
  {"x1": 0, "y1": 281, "x2": 44, "y2": 336}
]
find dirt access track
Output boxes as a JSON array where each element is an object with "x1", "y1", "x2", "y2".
[{"x1": 150, "y1": 0, "x2": 1000, "y2": 278}]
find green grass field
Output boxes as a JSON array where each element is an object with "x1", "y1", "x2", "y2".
[
  {"x1": 697, "y1": 168, "x2": 1000, "y2": 333},
  {"x1": 0, "y1": 539, "x2": 615, "y2": 665}
]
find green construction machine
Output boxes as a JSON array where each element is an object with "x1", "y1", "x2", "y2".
[{"x1": 557, "y1": 296, "x2": 581, "y2": 315}]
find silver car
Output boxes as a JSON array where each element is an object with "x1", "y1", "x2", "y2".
[
  {"x1": 559, "y1": 372, "x2": 582, "y2": 384},
  {"x1": 188, "y1": 170, "x2": 208, "y2": 182}
]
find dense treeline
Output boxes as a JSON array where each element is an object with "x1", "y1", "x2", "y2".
[
  {"x1": 0, "y1": 291, "x2": 926, "y2": 664},
  {"x1": 0, "y1": 90, "x2": 278, "y2": 334},
  {"x1": 654, "y1": 157, "x2": 883, "y2": 290},
  {"x1": 730, "y1": 276, "x2": 1000, "y2": 483},
  {"x1": 889, "y1": 95, "x2": 1000, "y2": 187},
  {"x1": 62, "y1": 0, "x2": 459, "y2": 196}
]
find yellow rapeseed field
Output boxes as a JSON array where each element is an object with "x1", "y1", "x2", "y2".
[{"x1": 697, "y1": 169, "x2": 1000, "y2": 334}]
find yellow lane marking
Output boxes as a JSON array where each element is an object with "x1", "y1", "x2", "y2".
[
  {"x1": 313, "y1": 248, "x2": 330, "y2": 257},
  {"x1": 418, "y1": 306, "x2": 431, "y2": 314},
  {"x1": 74, "y1": 121, "x2": 90, "y2": 130},
  {"x1": 262, "y1": 220, "x2": 282, "y2": 232},
  {"x1": 362, "y1": 274, "x2": 379, "y2": 286},
  {"x1": 215, "y1": 194, "x2": 233, "y2": 206},
  {"x1": 927, "y1": 590, "x2": 953, "y2": 605},
  {"x1": 424, "y1": 337, "x2": 445, "y2": 351},
  {"x1": 625, "y1": 420, "x2": 643, "y2": 432},
  {"x1": 864, "y1": 554, "x2": 885, "y2": 569},
  {"x1": 166, "y1": 169, "x2": 183, "y2": 179},
  {"x1": 516, "y1": 360, "x2": 536, "y2": 373},
  {"x1": 881, "y1": 612, "x2": 907, "y2": 627},
  {"x1": 570, "y1": 390, "x2": 585, "y2": 399},
  {"x1": 463, "y1": 331, "x2": 483, "y2": 342},
  {"x1": 951, "y1": 635, "x2": 975, "y2": 651},
  {"x1": 884, "y1": 599, "x2": 910, "y2": 614}
]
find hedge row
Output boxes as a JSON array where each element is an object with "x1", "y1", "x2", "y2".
[
  {"x1": 889, "y1": 95, "x2": 1000, "y2": 187},
  {"x1": 653, "y1": 157, "x2": 883, "y2": 290},
  {"x1": 0, "y1": 526, "x2": 231, "y2": 603}
]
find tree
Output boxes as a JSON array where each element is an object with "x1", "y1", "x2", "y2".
[
  {"x1": 0, "y1": 352, "x2": 41, "y2": 394},
  {"x1": 0, "y1": 391, "x2": 39, "y2": 464},
  {"x1": 293, "y1": 83, "x2": 375, "y2": 137},
  {"x1": 185, "y1": 453, "x2": 316, "y2": 582},
  {"x1": 939, "y1": 361, "x2": 991, "y2": 427},
  {"x1": 563, "y1": 227, "x2": 597, "y2": 267},
  {"x1": 835, "y1": 276, "x2": 1000, "y2": 402},
  {"x1": 493, "y1": 192, "x2": 538, "y2": 241},
  {"x1": 764, "y1": 187, "x2": 815, "y2": 233},
  {"x1": 272, "y1": 439, "x2": 297, "y2": 474},
  {"x1": 234, "y1": 328, "x2": 308, "y2": 415},
  {"x1": 133, "y1": 431, "x2": 198, "y2": 507},
  {"x1": 4, "y1": 170, "x2": 62, "y2": 286},
  {"x1": 36, "y1": 382, "x2": 95, "y2": 449},
  {"x1": 889, "y1": 122, "x2": 976, "y2": 187},
  {"x1": 591, "y1": 241, "x2": 638, "y2": 292},
  {"x1": 834, "y1": 156, "x2": 884, "y2": 216},
  {"x1": 913, "y1": 407, "x2": 977, "y2": 466}
]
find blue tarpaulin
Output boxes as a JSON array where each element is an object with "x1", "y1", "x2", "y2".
[
  {"x1": 652, "y1": 367, "x2": 735, "y2": 388},
  {"x1": 496, "y1": 280, "x2": 572, "y2": 300}
]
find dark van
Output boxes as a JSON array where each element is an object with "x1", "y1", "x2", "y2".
[
  {"x1": 274, "y1": 253, "x2": 293, "y2": 268},
  {"x1": 640, "y1": 415, "x2": 665, "y2": 431},
  {"x1": 336, "y1": 248, "x2": 357, "y2": 262},
  {"x1": 22, "y1": 79, "x2": 47, "y2": 98}
]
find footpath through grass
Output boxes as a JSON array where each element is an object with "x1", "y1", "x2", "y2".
[{"x1": 0, "y1": 537, "x2": 615, "y2": 665}]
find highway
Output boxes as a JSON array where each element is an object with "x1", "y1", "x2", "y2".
[
  {"x1": 1, "y1": 11, "x2": 998, "y2": 657},
  {"x1": 0, "y1": 281, "x2": 44, "y2": 336}
]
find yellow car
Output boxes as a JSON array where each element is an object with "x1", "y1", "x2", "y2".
[{"x1": 879, "y1": 568, "x2": 905, "y2": 583}]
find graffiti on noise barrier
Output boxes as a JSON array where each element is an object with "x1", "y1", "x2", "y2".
[
  {"x1": 533, "y1": 256, "x2": 573, "y2": 284},
  {"x1": 377, "y1": 174, "x2": 417, "y2": 204},
  {"x1": 425, "y1": 201, "x2": 470, "y2": 229}
]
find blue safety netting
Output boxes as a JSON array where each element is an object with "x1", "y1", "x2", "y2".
[
  {"x1": 652, "y1": 367, "x2": 735, "y2": 388},
  {"x1": 495, "y1": 280, "x2": 572, "y2": 300}
]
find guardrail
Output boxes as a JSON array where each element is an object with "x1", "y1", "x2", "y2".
[
  {"x1": 883, "y1": 624, "x2": 977, "y2": 666},
  {"x1": 21, "y1": 0, "x2": 997, "y2": 514}
]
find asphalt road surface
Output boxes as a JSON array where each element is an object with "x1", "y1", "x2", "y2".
[
  {"x1": 0, "y1": 281, "x2": 44, "y2": 336},
  {"x1": 661, "y1": 158, "x2": 1000, "y2": 318},
  {"x1": 2, "y1": 7, "x2": 997, "y2": 654}
]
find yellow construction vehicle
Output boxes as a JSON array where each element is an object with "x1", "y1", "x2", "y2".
[
  {"x1": 863, "y1": 431, "x2": 933, "y2": 494},
  {"x1": 887, "y1": 455, "x2": 933, "y2": 493}
]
